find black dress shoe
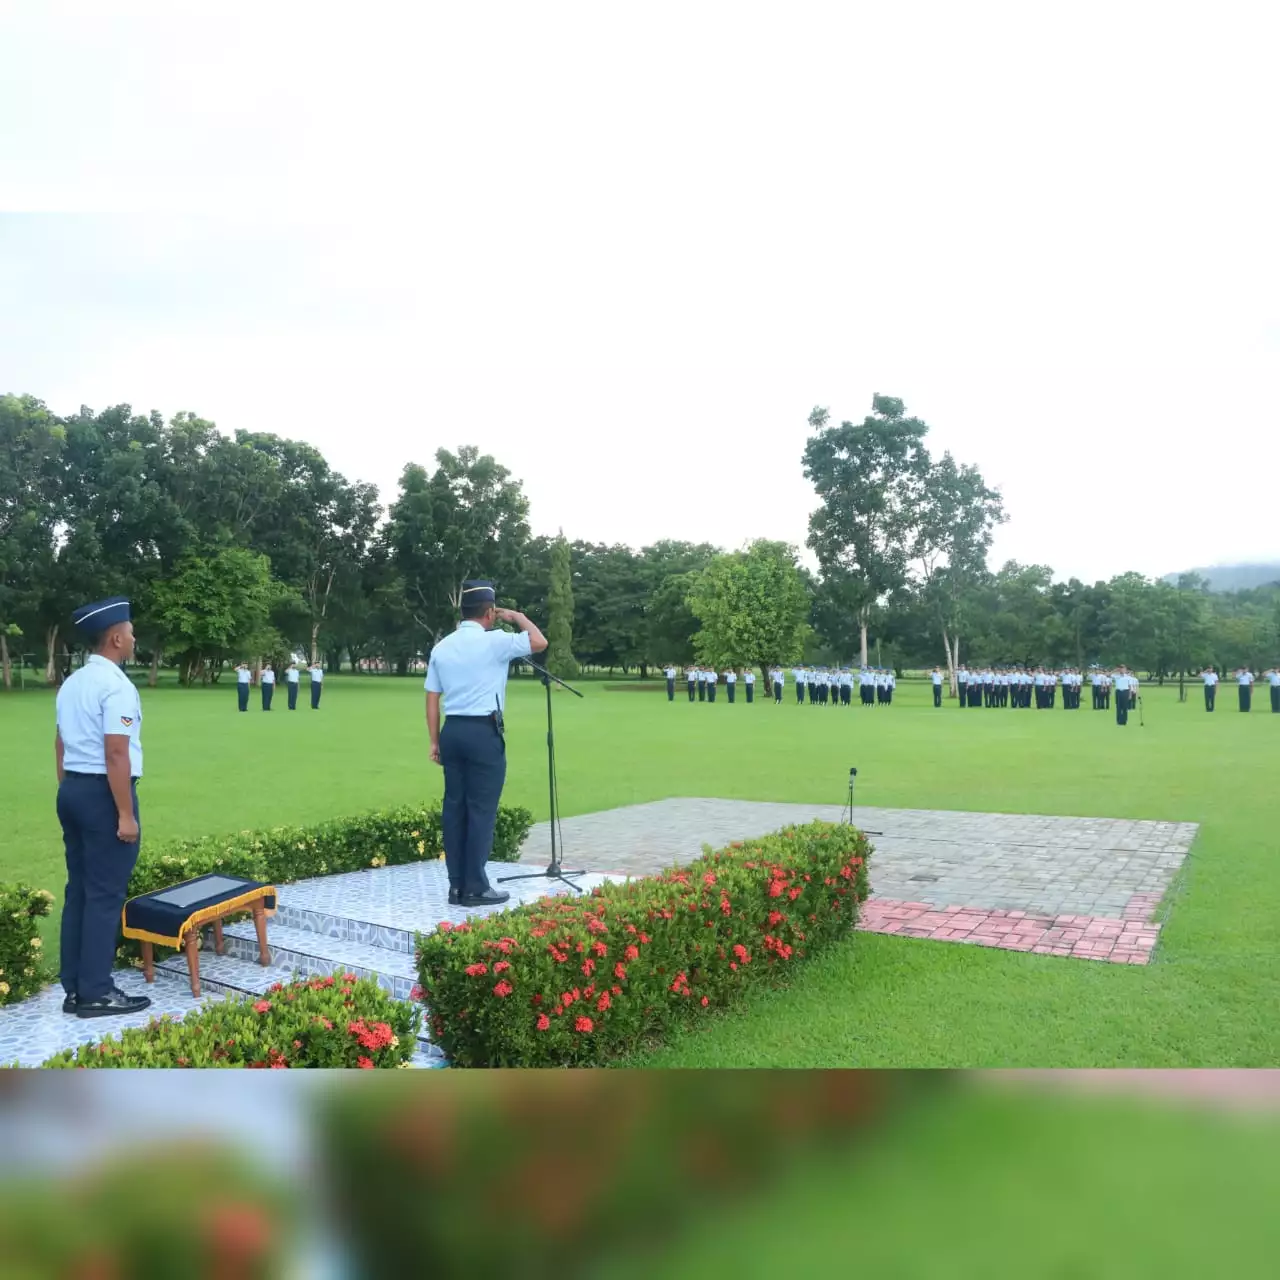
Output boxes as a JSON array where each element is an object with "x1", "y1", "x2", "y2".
[
  {"x1": 448, "y1": 888, "x2": 460, "y2": 906},
  {"x1": 62, "y1": 993, "x2": 78, "y2": 1014},
  {"x1": 459, "y1": 888, "x2": 510, "y2": 908},
  {"x1": 76, "y1": 986, "x2": 152, "y2": 1019}
]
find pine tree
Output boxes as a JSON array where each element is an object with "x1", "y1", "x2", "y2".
[{"x1": 546, "y1": 532, "x2": 578, "y2": 679}]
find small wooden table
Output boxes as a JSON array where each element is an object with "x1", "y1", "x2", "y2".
[{"x1": 122, "y1": 874, "x2": 277, "y2": 999}]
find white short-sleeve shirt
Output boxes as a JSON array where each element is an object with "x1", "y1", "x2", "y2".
[
  {"x1": 56, "y1": 654, "x2": 144, "y2": 777},
  {"x1": 425, "y1": 620, "x2": 533, "y2": 715}
]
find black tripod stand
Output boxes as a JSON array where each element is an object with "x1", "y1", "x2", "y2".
[
  {"x1": 497, "y1": 658, "x2": 587, "y2": 895},
  {"x1": 841, "y1": 767, "x2": 883, "y2": 835}
]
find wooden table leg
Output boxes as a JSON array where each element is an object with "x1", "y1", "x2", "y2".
[
  {"x1": 253, "y1": 902, "x2": 271, "y2": 967},
  {"x1": 141, "y1": 940, "x2": 155, "y2": 985},
  {"x1": 213, "y1": 917, "x2": 225, "y2": 955},
  {"x1": 184, "y1": 931, "x2": 201, "y2": 998}
]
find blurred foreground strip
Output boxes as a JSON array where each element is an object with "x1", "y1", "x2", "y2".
[{"x1": 978, "y1": 1068, "x2": 1280, "y2": 1108}]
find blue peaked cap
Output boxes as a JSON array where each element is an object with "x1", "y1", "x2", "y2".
[{"x1": 72, "y1": 596, "x2": 131, "y2": 637}]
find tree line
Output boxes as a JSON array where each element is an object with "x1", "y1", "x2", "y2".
[{"x1": 2, "y1": 391, "x2": 1276, "y2": 692}]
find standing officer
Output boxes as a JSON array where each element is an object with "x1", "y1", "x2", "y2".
[
  {"x1": 286, "y1": 661, "x2": 301, "y2": 710},
  {"x1": 1236, "y1": 666, "x2": 1254, "y2": 712},
  {"x1": 1200, "y1": 664, "x2": 1217, "y2": 711},
  {"x1": 664, "y1": 663, "x2": 676, "y2": 702},
  {"x1": 696, "y1": 665, "x2": 707, "y2": 702},
  {"x1": 744, "y1": 668, "x2": 756, "y2": 703},
  {"x1": 1265, "y1": 666, "x2": 1280, "y2": 714},
  {"x1": 235, "y1": 662, "x2": 252, "y2": 712},
  {"x1": 426, "y1": 581, "x2": 546, "y2": 908},
  {"x1": 55, "y1": 597, "x2": 151, "y2": 1019},
  {"x1": 707, "y1": 666, "x2": 718, "y2": 703},
  {"x1": 260, "y1": 662, "x2": 276, "y2": 711},
  {"x1": 793, "y1": 664, "x2": 806, "y2": 705},
  {"x1": 308, "y1": 661, "x2": 324, "y2": 709},
  {"x1": 931, "y1": 666, "x2": 943, "y2": 707},
  {"x1": 686, "y1": 665, "x2": 697, "y2": 702},
  {"x1": 1113, "y1": 665, "x2": 1133, "y2": 726},
  {"x1": 725, "y1": 667, "x2": 737, "y2": 703},
  {"x1": 772, "y1": 665, "x2": 784, "y2": 704}
]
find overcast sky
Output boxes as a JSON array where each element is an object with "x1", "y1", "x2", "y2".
[{"x1": 2, "y1": 3, "x2": 1276, "y2": 583}]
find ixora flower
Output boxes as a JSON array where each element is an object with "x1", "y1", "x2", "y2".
[
  {"x1": 536, "y1": 1013, "x2": 551, "y2": 1031},
  {"x1": 574, "y1": 1016, "x2": 594, "y2": 1033},
  {"x1": 493, "y1": 980, "x2": 514, "y2": 998}
]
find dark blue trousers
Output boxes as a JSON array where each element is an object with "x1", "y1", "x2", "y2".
[
  {"x1": 262, "y1": 682, "x2": 274, "y2": 710},
  {"x1": 57, "y1": 773, "x2": 140, "y2": 1002},
  {"x1": 238, "y1": 683, "x2": 250, "y2": 711},
  {"x1": 439, "y1": 716, "x2": 506, "y2": 897},
  {"x1": 667, "y1": 678, "x2": 675, "y2": 701},
  {"x1": 288, "y1": 681, "x2": 299, "y2": 709},
  {"x1": 311, "y1": 683, "x2": 322, "y2": 709}
]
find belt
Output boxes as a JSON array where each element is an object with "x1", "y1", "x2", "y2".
[
  {"x1": 445, "y1": 714, "x2": 493, "y2": 720},
  {"x1": 64, "y1": 771, "x2": 141, "y2": 783}
]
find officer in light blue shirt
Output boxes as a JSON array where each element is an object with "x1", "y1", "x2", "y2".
[
  {"x1": 260, "y1": 662, "x2": 276, "y2": 711},
  {"x1": 425, "y1": 580, "x2": 547, "y2": 907},
  {"x1": 54, "y1": 596, "x2": 151, "y2": 1020},
  {"x1": 235, "y1": 662, "x2": 252, "y2": 712},
  {"x1": 286, "y1": 661, "x2": 301, "y2": 710},
  {"x1": 309, "y1": 661, "x2": 324, "y2": 709}
]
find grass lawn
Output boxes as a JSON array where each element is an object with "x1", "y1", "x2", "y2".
[{"x1": 2, "y1": 673, "x2": 1277, "y2": 1066}]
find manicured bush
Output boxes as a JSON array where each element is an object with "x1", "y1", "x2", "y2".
[
  {"x1": 127, "y1": 800, "x2": 534, "y2": 902},
  {"x1": 0, "y1": 882, "x2": 55, "y2": 1006},
  {"x1": 317, "y1": 1070, "x2": 935, "y2": 1277},
  {"x1": 416, "y1": 820, "x2": 871, "y2": 1067},
  {"x1": 39, "y1": 974, "x2": 421, "y2": 1068},
  {"x1": 0, "y1": 1142, "x2": 294, "y2": 1276}
]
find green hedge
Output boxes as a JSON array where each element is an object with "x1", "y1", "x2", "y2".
[
  {"x1": 0, "y1": 883, "x2": 54, "y2": 1006},
  {"x1": 416, "y1": 821, "x2": 872, "y2": 1067},
  {"x1": 126, "y1": 800, "x2": 534, "y2": 903},
  {"x1": 40, "y1": 973, "x2": 420, "y2": 1068}
]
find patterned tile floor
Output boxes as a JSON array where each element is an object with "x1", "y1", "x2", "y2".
[{"x1": 2, "y1": 799, "x2": 1198, "y2": 1065}]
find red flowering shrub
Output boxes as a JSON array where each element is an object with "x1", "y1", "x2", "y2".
[
  {"x1": 415, "y1": 821, "x2": 871, "y2": 1067},
  {"x1": 39, "y1": 975, "x2": 420, "y2": 1069}
]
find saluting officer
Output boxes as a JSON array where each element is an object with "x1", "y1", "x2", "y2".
[
  {"x1": 308, "y1": 661, "x2": 324, "y2": 709},
  {"x1": 696, "y1": 665, "x2": 707, "y2": 702},
  {"x1": 686, "y1": 665, "x2": 697, "y2": 702},
  {"x1": 793, "y1": 664, "x2": 806, "y2": 705},
  {"x1": 744, "y1": 668, "x2": 756, "y2": 703},
  {"x1": 1113, "y1": 665, "x2": 1133, "y2": 726},
  {"x1": 1267, "y1": 666, "x2": 1280, "y2": 714},
  {"x1": 1200, "y1": 665, "x2": 1217, "y2": 712},
  {"x1": 286, "y1": 661, "x2": 301, "y2": 710},
  {"x1": 260, "y1": 662, "x2": 276, "y2": 711},
  {"x1": 426, "y1": 581, "x2": 547, "y2": 908},
  {"x1": 707, "y1": 666, "x2": 718, "y2": 703},
  {"x1": 725, "y1": 668, "x2": 737, "y2": 704},
  {"x1": 55, "y1": 597, "x2": 152, "y2": 1019},
  {"x1": 664, "y1": 663, "x2": 676, "y2": 702},
  {"x1": 772, "y1": 666, "x2": 784, "y2": 704},
  {"x1": 1236, "y1": 666, "x2": 1254, "y2": 713},
  {"x1": 235, "y1": 661, "x2": 252, "y2": 712}
]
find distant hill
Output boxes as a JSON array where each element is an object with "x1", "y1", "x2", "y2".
[{"x1": 1162, "y1": 563, "x2": 1280, "y2": 592}]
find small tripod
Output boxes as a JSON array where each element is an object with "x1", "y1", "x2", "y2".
[
  {"x1": 498, "y1": 657, "x2": 588, "y2": 895},
  {"x1": 841, "y1": 767, "x2": 883, "y2": 835}
]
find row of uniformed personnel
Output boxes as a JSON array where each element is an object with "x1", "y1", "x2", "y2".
[
  {"x1": 665, "y1": 666, "x2": 758, "y2": 703},
  {"x1": 1201, "y1": 666, "x2": 1280, "y2": 713},
  {"x1": 234, "y1": 661, "x2": 325, "y2": 711}
]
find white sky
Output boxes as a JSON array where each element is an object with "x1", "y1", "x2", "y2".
[{"x1": 1, "y1": 2, "x2": 1277, "y2": 583}]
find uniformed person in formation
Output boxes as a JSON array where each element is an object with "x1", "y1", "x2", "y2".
[
  {"x1": 744, "y1": 668, "x2": 756, "y2": 703},
  {"x1": 54, "y1": 597, "x2": 152, "y2": 1019},
  {"x1": 771, "y1": 665, "x2": 784, "y2": 704},
  {"x1": 260, "y1": 662, "x2": 276, "y2": 711},
  {"x1": 1113, "y1": 665, "x2": 1134, "y2": 725},
  {"x1": 696, "y1": 665, "x2": 707, "y2": 702},
  {"x1": 236, "y1": 661, "x2": 252, "y2": 712},
  {"x1": 706, "y1": 665, "x2": 718, "y2": 703},
  {"x1": 793, "y1": 664, "x2": 805, "y2": 704},
  {"x1": 686, "y1": 664, "x2": 697, "y2": 702},
  {"x1": 425, "y1": 581, "x2": 547, "y2": 908},
  {"x1": 286, "y1": 660, "x2": 301, "y2": 710},
  {"x1": 308, "y1": 661, "x2": 324, "y2": 709},
  {"x1": 1267, "y1": 666, "x2": 1280, "y2": 714},
  {"x1": 1200, "y1": 664, "x2": 1217, "y2": 712},
  {"x1": 1235, "y1": 666, "x2": 1254, "y2": 713},
  {"x1": 664, "y1": 663, "x2": 676, "y2": 702}
]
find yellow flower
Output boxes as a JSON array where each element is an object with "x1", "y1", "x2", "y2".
[
  {"x1": 0, "y1": 982, "x2": 9, "y2": 996},
  {"x1": 411, "y1": 831, "x2": 420, "y2": 838},
  {"x1": 390, "y1": 1035, "x2": 400, "y2": 1049},
  {"x1": 416, "y1": 841, "x2": 425, "y2": 855},
  {"x1": 30, "y1": 938, "x2": 42, "y2": 949},
  {"x1": 23, "y1": 968, "x2": 33, "y2": 977}
]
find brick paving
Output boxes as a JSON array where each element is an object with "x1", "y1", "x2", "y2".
[{"x1": 519, "y1": 798, "x2": 1197, "y2": 965}]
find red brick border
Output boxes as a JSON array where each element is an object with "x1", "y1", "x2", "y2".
[{"x1": 856, "y1": 894, "x2": 1163, "y2": 964}]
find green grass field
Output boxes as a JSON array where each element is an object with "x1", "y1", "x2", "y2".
[{"x1": 2, "y1": 674, "x2": 1277, "y2": 1066}]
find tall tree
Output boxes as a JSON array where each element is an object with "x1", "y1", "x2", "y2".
[
  {"x1": 908, "y1": 451, "x2": 1005, "y2": 691},
  {"x1": 803, "y1": 395, "x2": 931, "y2": 667},
  {"x1": 687, "y1": 540, "x2": 812, "y2": 683},
  {"x1": 386, "y1": 447, "x2": 531, "y2": 648},
  {"x1": 545, "y1": 532, "x2": 578, "y2": 679}
]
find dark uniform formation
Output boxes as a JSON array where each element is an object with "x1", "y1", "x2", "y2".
[{"x1": 236, "y1": 660, "x2": 324, "y2": 711}]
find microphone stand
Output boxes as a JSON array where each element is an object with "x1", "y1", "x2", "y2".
[
  {"x1": 841, "y1": 767, "x2": 883, "y2": 835},
  {"x1": 497, "y1": 657, "x2": 588, "y2": 894}
]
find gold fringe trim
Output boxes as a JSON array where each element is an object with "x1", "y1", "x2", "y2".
[{"x1": 121, "y1": 885, "x2": 277, "y2": 948}]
